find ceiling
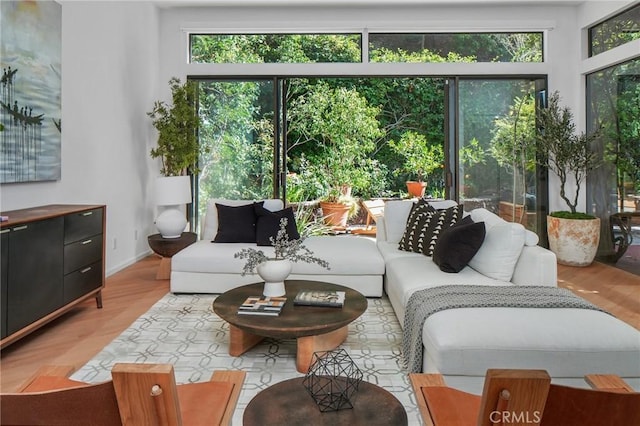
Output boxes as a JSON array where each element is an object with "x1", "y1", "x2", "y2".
[{"x1": 154, "y1": 0, "x2": 587, "y2": 7}]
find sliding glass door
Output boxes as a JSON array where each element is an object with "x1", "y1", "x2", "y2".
[
  {"x1": 193, "y1": 78, "x2": 283, "y2": 232},
  {"x1": 193, "y1": 75, "x2": 548, "y2": 238},
  {"x1": 455, "y1": 78, "x2": 545, "y2": 234}
]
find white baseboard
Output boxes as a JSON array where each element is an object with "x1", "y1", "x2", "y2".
[{"x1": 106, "y1": 249, "x2": 152, "y2": 277}]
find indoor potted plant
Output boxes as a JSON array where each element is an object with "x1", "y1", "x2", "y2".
[
  {"x1": 389, "y1": 131, "x2": 444, "y2": 198},
  {"x1": 148, "y1": 77, "x2": 202, "y2": 238},
  {"x1": 234, "y1": 218, "x2": 330, "y2": 296},
  {"x1": 537, "y1": 91, "x2": 602, "y2": 266}
]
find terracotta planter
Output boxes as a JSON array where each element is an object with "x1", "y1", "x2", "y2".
[
  {"x1": 547, "y1": 215, "x2": 600, "y2": 267},
  {"x1": 320, "y1": 201, "x2": 350, "y2": 227},
  {"x1": 406, "y1": 181, "x2": 427, "y2": 198}
]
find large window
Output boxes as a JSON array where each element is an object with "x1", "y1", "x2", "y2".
[
  {"x1": 369, "y1": 33, "x2": 543, "y2": 63},
  {"x1": 586, "y1": 57, "x2": 640, "y2": 256},
  {"x1": 589, "y1": 4, "x2": 640, "y2": 57},
  {"x1": 190, "y1": 34, "x2": 361, "y2": 63},
  {"x1": 190, "y1": 31, "x2": 544, "y2": 64},
  {"x1": 190, "y1": 31, "x2": 548, "y2": 237}
]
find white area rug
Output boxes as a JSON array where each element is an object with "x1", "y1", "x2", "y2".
[{"x1": 71, "y1": 293, "x2": 421, "y2": 425}]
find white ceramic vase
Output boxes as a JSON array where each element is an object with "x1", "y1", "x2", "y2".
[{"x1": 256, "y1": 259, "x2": 292, "y2": 297}]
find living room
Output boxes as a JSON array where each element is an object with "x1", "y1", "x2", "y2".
[{"x1": 1, "y1": 0, "x2": 639, "y2": 424}]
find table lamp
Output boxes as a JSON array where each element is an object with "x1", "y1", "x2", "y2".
[{"x1": 155, "y1": 175, "x2": 191, "y2": 238}]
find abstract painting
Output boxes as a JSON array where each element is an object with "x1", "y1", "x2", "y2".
[{"x1": 1, "y1": 0, "x2": 62, "y2": 183}]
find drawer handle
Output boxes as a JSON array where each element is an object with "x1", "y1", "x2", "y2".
[
  {"x1": 0, "y1": 229, "x2": 10, "y2": 234},
  {"x1": 81, "y1": 239, "x2": 93, "y2": 245},
  {"x1": 80, "y1": 267, "x2": 92, "y2": 274},
  {"x1": 81, "y1": 211, "x2": 93, "y2": 217},
  {"x1": 13, "y1": 225, "x2": 28, "y2": 231}
]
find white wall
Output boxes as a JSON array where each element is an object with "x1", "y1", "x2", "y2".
[{"x1": 0, "y1": 1, "x2": 160, "y2": 275}]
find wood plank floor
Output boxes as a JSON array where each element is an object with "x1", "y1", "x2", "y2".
[{"x1": 1, "y1": 255, "x2": 638, "y2": 393}]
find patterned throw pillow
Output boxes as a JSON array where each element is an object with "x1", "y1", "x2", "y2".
[
  {"x1": 398, "y1": 201, "x2": 463, "y2": 256},
  {"x1": 422, "y1": 204, "x2": 463, "y2": 256},
  {"x1": 398, "y1": 199, "x2": 436, "y2": 253}
]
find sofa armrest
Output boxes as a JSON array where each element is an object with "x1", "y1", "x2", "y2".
[{"x1": 511, "y1": 245, "x2": 557, "y2": 287}]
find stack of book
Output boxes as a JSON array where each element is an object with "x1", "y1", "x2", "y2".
[
  {"x1": 238, "y1": 296, "x2": 286, "y2": 316},
  {"x1": 293, "y1": 290, "x2": 345, "y2": 308}
]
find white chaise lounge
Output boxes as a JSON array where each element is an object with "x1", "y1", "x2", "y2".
[{"x1": 377, "y1": 199, "x2": 640, "y2": 393}]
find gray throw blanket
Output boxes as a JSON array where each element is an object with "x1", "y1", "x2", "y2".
[{"x1": 403, "y1": 285, "x2": 610, "y2": 373}]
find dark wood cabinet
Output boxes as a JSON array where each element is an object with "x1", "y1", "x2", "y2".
[
  {"x1": 0, "y1": 205, "x2": 106, "y2": 349},
  {"x1": 1, "y1": 229, "x2": 8, "y2": 339}
]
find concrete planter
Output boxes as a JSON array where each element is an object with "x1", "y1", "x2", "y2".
[{"x1": 547, "y1": 215, "x2": 600, "y2": 267}]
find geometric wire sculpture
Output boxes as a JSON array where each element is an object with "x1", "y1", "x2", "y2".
[{"x1": 302, "y1": 349, "x2": 364, "y2": 412}]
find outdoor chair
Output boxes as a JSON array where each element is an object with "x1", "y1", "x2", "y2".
[
  {"x1": 0, "y1": 363, "x2": 245, "y2": 426},
  {"x1": 410, "y1": 368, "x2": 640, "y2": 426}
]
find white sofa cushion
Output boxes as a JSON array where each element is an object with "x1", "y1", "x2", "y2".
[
  {"x1": 201, "y1": 199, "x2": 283, "y2": 240},
  {"x1": 471, "y1": 207, "x2": 539, "y2": 246},
  {"x1": 422, "y1": 307, "x2": 640, "y2": 378},
  {"x1": 467, "y1": 223, "x2": 526, "y2": 282},
  {"x1": 383, "y1": 253, "x2": 511, "y2": 324},
  {"x1": 172, "y1": 235, "x2": 384, "y2": 276}
]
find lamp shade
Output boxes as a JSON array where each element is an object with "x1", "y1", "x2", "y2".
[{"x1": 155, "y1": 176, "x2": 192, "y2": 206}]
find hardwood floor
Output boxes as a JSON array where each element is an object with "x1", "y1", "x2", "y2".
[
  {"x1": 0, "y1": 255, "x2": 168, "y2": 393},
  {"x1": 1, "y1": 255, "x2": 638, "y2": 393}
]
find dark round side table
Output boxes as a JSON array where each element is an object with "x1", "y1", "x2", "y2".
[
  {"x1": 147, "y1": 232, "x2": 197, "y2": 280},
  {"x1": 243, "y1": 377, "x2": 408, "y2": 425}
]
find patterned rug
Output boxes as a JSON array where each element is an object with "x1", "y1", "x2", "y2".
[{"x1": 71, "y1": 293, "x2": 421, "y2": 425}]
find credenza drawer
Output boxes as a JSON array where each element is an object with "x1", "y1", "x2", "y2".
[
  {"x1": 64, "y1": 234, "x2": 103, "y2": 274},
  {"x1": 64, "y1": 260, "x2": 102, "y2": 304},
  {"x1": 64, "y1": 208, "x2": 103, "y2": 243}
]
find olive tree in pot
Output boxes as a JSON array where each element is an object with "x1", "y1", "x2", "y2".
[
  {"x1": 148, "y1": 77, "x2": 202, "y2": 238},
  {"x1": 537, "y1": 91, "x2": 602, "y2": 266},
  {"x1": 389, "y1": 131, "x2": 444, "y2": 198},
  {"x1": 288, "y1": 84, "x2": 383, "y2": 227}
]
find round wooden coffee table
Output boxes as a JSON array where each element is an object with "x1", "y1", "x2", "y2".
[
  {"x1": 212, "y1": 280, "x2": 367, "y2": 373},
  {"x1": 243, "y1": 377, "x2": 408, "y2": 425}
]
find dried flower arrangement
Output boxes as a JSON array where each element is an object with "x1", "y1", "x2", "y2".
[{"x1": 234, "y1": 218, "x2": 330, "y2": 276}]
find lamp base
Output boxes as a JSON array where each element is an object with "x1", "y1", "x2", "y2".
[{"x1": 156, "y1": 207, "x2": 187, "y2": 238}]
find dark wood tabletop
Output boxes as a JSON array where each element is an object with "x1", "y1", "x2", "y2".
[
  {"x1": 147, "y1": 232, "x2": 197, "y2": 258},
  {"x1": 243, "y1": 377, "x2": 408, "y2": 425},
  {"x1": 212, "y1": 280, "x2": 367, "y2": 339}
]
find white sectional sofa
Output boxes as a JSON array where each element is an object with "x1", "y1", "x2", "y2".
[
  {"x1": 377, "y1": 199, "x2": 640, "y2": 393},
  {"x1": 170, "y1": 197, "x2": 640, "y2": 392},
  {"x1": 170, "y1": 199, "x2": 385, "y2": 297}
]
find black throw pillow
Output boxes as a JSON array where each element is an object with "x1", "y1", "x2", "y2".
[
  {"x1": 432, "y1": 216, "x2": 486, "y2": 273},
  {"x1": 213, "y1": 202, "x2": 263, "y2": 243},
  {"x1": 255, "y1": 204, "x2": 300, "y2": 246},
  {"x1": 421, "y1": 204, "x2": 464, "y2": 256}
]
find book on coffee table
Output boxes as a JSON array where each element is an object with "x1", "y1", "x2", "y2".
[
  {"x1": 238, "y1": 296, "x2": 286, "y2": 316},
  {"x1": 294, "y1": 290, "x2": 345, "y2": 308}
]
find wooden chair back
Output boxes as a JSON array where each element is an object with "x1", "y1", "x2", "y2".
[
  {"x1": 111, "y1": 363, "x2": 184, "y2": 425},
  {"x1": 1, "y1": 363, "x2": 245, "y2": 426},
  {"x1": 541, "y1": 382, "x2": 640, "y2": 426},
  {"x1": 0, "y1": 380, "x2": 122, "y2": 426},
  {"x1": 411, "y1": 369, "x2": 640, "y2": 426},
  {"x1": 477, "y1": 369, "x2": 550, "y2": 426}
]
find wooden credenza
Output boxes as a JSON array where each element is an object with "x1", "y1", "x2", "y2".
[{"x1": 0, "y1": 204, "x2": 106, "y2": 349}]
